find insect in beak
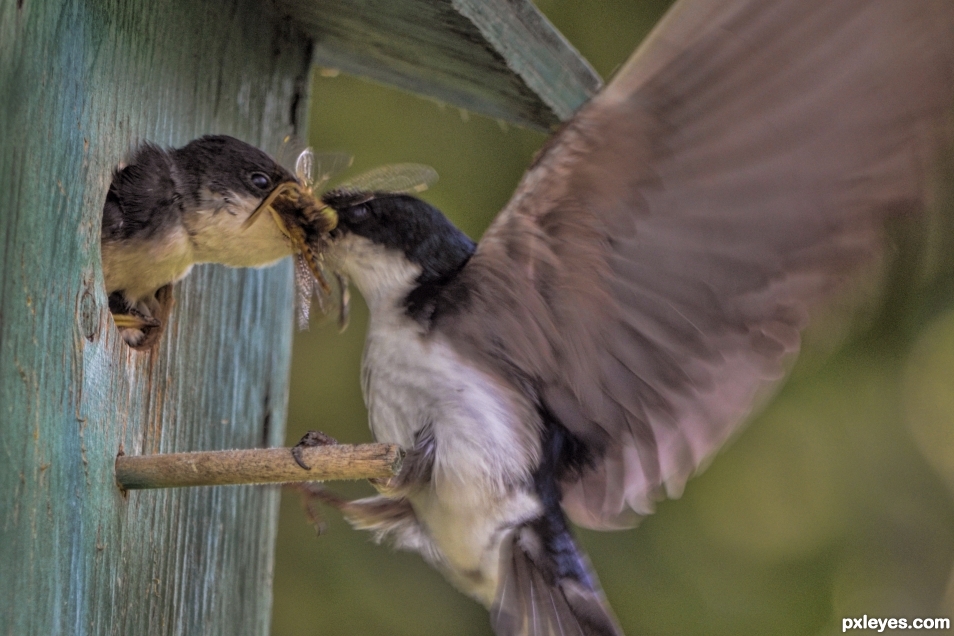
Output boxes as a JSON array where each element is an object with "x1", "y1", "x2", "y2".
[
  {"x1": 243, "y1": 181, "x2": 337, "y2": 295},
  {"x1": 251, "y1": 144, "x2": 435, "y2": 331}
]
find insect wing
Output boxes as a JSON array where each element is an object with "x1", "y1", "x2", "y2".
[
  {"x1": 301, "y1": 150, "x2": 353, "y2": 190},
  {"x1": 293, "y1": 254, "x2": 316, "y2": 330},
  {"x1": 276, "y1": 136, "x2": 311, "y2": 175},
  {"x1": 277, "y1": 137, "x2": 353, "y2": 189},
  {"x1": 296, "y1": 148, "x2": 314, "y2": 186},
  {"x1": 335, "y1": 163, "x2": 437, "y2": 195}
]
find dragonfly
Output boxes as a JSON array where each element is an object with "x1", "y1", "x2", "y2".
[{"x1": 244, "y1": 142, "x2": 438, "y2": 330}]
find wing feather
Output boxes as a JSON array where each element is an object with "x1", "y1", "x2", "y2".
[{"x1": 437, "y1": 0, "x2": 954, "y2": 529}]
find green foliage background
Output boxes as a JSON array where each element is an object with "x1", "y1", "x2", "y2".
[{"x1": 272, "y1": 2, "x2": 954, "y2": 634}]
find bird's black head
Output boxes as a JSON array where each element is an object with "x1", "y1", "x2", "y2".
[
  {"x1": 172, "y1": 135, "x2": 296, "y2": 203},
  {"x1": 322, "y1": 190, "x2": 476, "y2": 286}
]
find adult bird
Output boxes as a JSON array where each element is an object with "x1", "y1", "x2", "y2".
[{"x1": 304, "y1": 1, "x2": 954, "y2": 634}]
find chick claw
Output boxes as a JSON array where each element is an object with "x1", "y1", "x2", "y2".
[
  {"x1": 111, "y1": 313, "x2": 161, "y2": 330},
  {"x1": 291, "y1": 430, "x2": 339, "y2": 470}
]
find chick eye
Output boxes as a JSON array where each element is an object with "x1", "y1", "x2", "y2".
[{"x1": 250, "y1": 172, "x2": 271, "y2": 189}]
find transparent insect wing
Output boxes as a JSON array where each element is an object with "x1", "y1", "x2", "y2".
[
  {"x1": 276, "y1": 136, "x2": 311, "y2": 175},
  {"x1": 276, "y1": 136, "x2": 352, "y2": 188},
  {"x1": 294, "y1": 254, "x2": 328, "y2": 330},
  {"x1": 304, "y1": 151, "x2": 353, "y2": 191},
  {"x1": 293, "y1": 254, "x2": 313, "y2": 330},
  {"x1": 335, "y1": 163, "x2": 438, "y2": 195},
  {"x1": 295, "y1": 148, "x2": 313, "y2": 185}
]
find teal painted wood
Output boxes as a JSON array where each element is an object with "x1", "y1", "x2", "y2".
[
  {"x1": 0, "y1": 0, "x2": 600, "y2": 632},
  {"x1": 452, "y1": 0, "x2": 601, "y2": 122},
  {"x1": 277, "y1": 0, "x2": 602, "y2": 131},
  {"x1": 0, "y1": 0, "x2": 307, "y2": 634}
]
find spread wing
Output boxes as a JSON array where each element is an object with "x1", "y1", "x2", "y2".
[{"x1": 435, "y1": 0, "x2": 954, "y2": 530}]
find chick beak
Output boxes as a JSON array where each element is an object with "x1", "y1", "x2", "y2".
[{"x1": 242, "y1": 181, "x2": 298, "y2": 235}]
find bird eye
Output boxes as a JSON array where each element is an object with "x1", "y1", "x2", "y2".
[
  {"x1": 349, "y1": 205, "x2": 370, "y2": 222},
  {"x1": 250, "y1": 172, "x2": 271, "y2": 190}
]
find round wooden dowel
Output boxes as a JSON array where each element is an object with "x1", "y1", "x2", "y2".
[{"x1": 115, "y1": 443, "x2": 403, "y2": 490}]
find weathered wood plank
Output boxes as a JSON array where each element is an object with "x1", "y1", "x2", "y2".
[
  {"x1": 277, "y1": 0, "x2": 602, "y2": 130},
  {"x1": 0, "y1": 0, "x2": 310, "y2": 633}
]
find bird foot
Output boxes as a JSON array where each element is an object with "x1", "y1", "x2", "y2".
[
  {"x1": 287, "y1": 482, "x2": 345, "y2": 536},
  {"x1": 368, "y1": 475, "x2": 398, "y2": 494},
  {"x1": 108, "y1": 291, "x2": 164, "y2": 347},
  {"x1": 111, "y1": 313, "x2": 161, "y2": 330},
  {"x1": 291, "y1": 430, "x2": 339, "y2": 470}
]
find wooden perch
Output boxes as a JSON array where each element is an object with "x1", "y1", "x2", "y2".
[{"x1": 115, "y1": 443, "x2": 403, "y2": 490}]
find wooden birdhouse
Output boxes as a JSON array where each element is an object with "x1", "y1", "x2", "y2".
[{"x1": 0, "y1": 1, "x2": 598, "y2": 633}]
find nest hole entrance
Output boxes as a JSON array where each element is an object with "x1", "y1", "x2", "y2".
[{"x1": 107, "y1": 284, "x2": 174, "y2": 350}]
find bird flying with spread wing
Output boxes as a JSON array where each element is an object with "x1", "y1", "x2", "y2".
[{"x1": 302, "y1": 2, "x2": 954, "y2": 634}]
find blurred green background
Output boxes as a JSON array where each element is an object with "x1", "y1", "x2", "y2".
[{"x1": 271, "y1": 2, "x2": 954, "y2": 634}]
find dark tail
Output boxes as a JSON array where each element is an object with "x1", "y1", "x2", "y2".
[
  {"x1": 491, "y1": 421, "x2": 624, "y2": 636},
  {"x1": 491, "y1": 519, "x2": 623, "y2": 636}
]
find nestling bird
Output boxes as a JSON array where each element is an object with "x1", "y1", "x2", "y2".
[
  {"x1": 300, "y1": 1, "x2": 954, "y2": 634},
  {"x1": 101, "y1": 135, "x2": 303, "y2": 346}
]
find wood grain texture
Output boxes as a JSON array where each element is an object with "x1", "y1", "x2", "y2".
[
  {"x1": 277, "y1": 0, "x2": 602, "y2": 130},
  {"x1": 0, "y1": 0, "x2": 310, "y2": 634},
  {"x1": 116, "y1": 443, "x2": 404, "y2": 489}
]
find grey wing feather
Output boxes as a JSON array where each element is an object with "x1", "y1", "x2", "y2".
[{"x1": 438, "y1": 0, "x2": 954, "y2": 529}]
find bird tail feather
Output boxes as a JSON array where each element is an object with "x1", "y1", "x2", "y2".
[{"x1": 491, "y1": 521, "x2": 624, "y2": 636}]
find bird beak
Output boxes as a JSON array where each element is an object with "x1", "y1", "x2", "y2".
[
  {"x1": 243, "y1": 181, "x2": 340, "y2": 296},
  {"x1": 242, "y1": 182, "x2": 300, "y2": 236}
]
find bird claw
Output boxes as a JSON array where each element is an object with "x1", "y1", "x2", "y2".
[
  {"x1": 287, "y1": 482, "x2": 340, "y2": 536},
  {"x1": 291, "y1": 430, "x2": 339, "y2": 470},
  {"x1": 108, "y1": 290, "x2": 165, "y2": 347},
  {"x1": 368, "y1": 475, "x2": 397, "y2": 494},
  {"x1": 111, "y1": 313, "x2": 161, "y2": 330}
]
